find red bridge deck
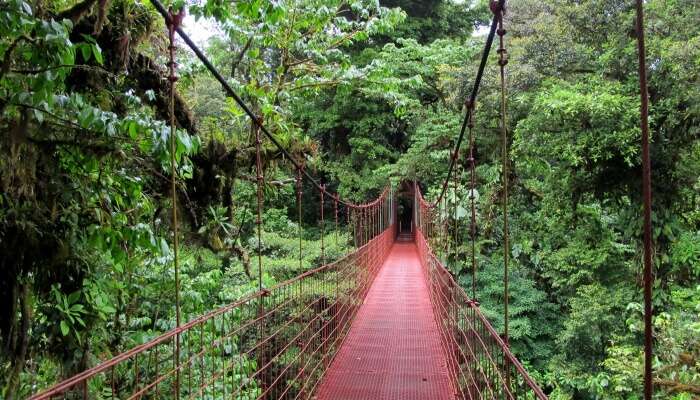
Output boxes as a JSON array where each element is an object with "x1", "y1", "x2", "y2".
[{"x1": 316, "y1": 242, "x2": 454, "y2": 400}]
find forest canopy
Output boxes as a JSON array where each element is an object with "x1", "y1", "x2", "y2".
[{"x1": 1, "y1": 0, "x2": 699, "y2": 399}]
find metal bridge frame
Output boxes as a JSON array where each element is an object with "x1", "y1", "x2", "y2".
[{"x1": 26, "y1": 0, "x2": 657, "y2": 395}]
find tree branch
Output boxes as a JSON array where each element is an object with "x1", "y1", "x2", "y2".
[
  {"x1": 57, "y1": 0, "x2": 99, "y2": 24},
  {"x1": 231, "y1": 35, "x2": 254, "y2": 79},
  {"x1": 287, "y1": 80, "x2": 341, "y2": 92},
  {"x1": 653, "y1": 378, "x2": 700, "y2": 395},
  {"x1": 0, "y1": 36, "x2": 32, "y2": 82},
  {"x1": 11, "y1": 64, "x2": 114, "y2": 76}
]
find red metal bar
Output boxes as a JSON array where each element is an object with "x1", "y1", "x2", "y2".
[
  {"x1": 334, "y1": 196, "x2": 339, "y2": 246},
  {"x1": 320, "y1": 185, "x2": 326, "y2": 266}
]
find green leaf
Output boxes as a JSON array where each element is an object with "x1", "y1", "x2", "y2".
[
  {"x1": 80, "y1": 34, "x2": 96, "y2": 44},
  {"x1": 67, "y1": 291, "x2": 80, "y2": 304},
  {"x1": 92, "y1": 44, "x2": 103, "y2": 65},
  {"x1": 33, "y1": 109, "x2": 44, "y2": 124},
  {"x1": 128, "y1": 121, "x2": 138, "y2": 139},
  {"x1": 102, "y1": 304, "x2": 116, "y2": 314},
  {"x1": 160, "y1": 238, "x2": 170, "y2": 256},
  {"x1": 70, "y1": 304, "x2": 84, "y2": 313},
  {"x1": 80, "y1": 44, "x2": 91, "y2": 61},
  {"x1": 21, "y1": 1, "x2": 33, "y2": 15},
  {"x1": 60, "y1": 320, "x2": 69, "y2": 336}
]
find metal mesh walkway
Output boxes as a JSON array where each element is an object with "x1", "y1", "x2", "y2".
[{"x1": 315, "y1": 242, "x2": 454, "y2": 400}]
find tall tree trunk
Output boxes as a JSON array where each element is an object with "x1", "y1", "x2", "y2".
[{"x1": 4, "y1": 283, "x2": 31, "y2": 400}]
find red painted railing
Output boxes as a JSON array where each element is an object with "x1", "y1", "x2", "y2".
[
  {"x1": 415, "y1": 186, "x2": 548, "y2": 400},
  {"x1": 30, "y1": 183, "x2": 549, "y2": 400},
  {"x1": 30, "y1": 193, "x2": 396, "y2": 400}
]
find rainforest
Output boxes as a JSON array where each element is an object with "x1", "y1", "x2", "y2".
[{"x1": 0, "y1": 0, "x2": 699, "y2": 399}]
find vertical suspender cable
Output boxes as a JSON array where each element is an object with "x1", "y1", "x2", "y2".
[
  {"x1": 373, "y1": 203, "x2": 377, "y2": 239},
  {"x1": 380, "y1": 197, "x2": 383, "y2": 233},
  {"x1": 440, "y1": 197, "x2": 445, "y2": 256},
  {"x1": 372, "y1": 203, "x2": 379, "y2": 239},
  {"x1": 362, "y1": 206, "x2": 366, "y2": 246},
  {"x1": 370, "y1": 203, "x2": 373, "y2": 240},
  {"x1": 297, "y1": 167, "x2": 303, "y2": 271},
  {"x1": 359, "y1": 207, "x2": 363, "y2": 246},
  {"x1": 493, "y1": 0, "x2": 510, "y2": 347},
  {"x1": 320, "y1": 185, "x2": 326, "y2": 266},
  {"x1": 443, "y1": 196, "x2": 448, "y2": 258},
  {"x1": 254, "y1": 118, "x2": 264, "y2": 291},
  {"x1": 367, "y1": 205, "x2": 370, "y2": 243},
  {"x1": 166, "y1": 9, "x2": 184, "y2": 398},
  {"x1": 335, "y1": 197, "x2": 339, "y2": 246},
  {"x1": 635, "y1": 1, "x2": 654, "y2": 398},
  {"x1": 466, "y1": 104, "x2": 478, "y2": 300},
  {"x1": 494, "y1": 0, "x2": 513, "y2": 391},
  {"x1": 350, "y1": 207, "x2": 355, "y2": 248},
  {"x1": 360, "y1": 204, "x2": 366, "y2": 246},
  {"x1": 453, "y1": 150, "x2": 459, "y2": 265},
  {"x1": 363, "y1": 207, "x2": 367, "y2": 245},
  {"x1": 254, "y1": 116, "x2": 266, "y2": 396},
  {"x1": 365, "y1": 205, "x2": 368, "y2": 244},
  {"x1": 372, "y1": 203, "x2": 375, "y2": 240}
]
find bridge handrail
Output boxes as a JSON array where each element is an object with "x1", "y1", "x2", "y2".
[
  {"x1": 418, "y1": 231, "x2": 548, "y2": 399},
  {"x1": 414, "y1": 184, "x2": 548, "y2": 399},
  {"x1": 32, "y1": 238, "x2": 369, "y2": 397},
  {"x1": 30, "y1": 188, "x2": 396, "y2": 400}
]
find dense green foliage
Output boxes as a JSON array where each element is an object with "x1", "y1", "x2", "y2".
[{"x1": 0, "y1": 0, "x2": 698, "y2": 399}]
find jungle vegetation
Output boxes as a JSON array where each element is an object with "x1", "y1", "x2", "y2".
[{"x1": 0, "y1": 0, "x2": 698, "y2": 398}]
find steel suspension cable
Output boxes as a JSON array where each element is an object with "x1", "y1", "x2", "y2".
[
  {"x1": 253, "y1": 116, "x2": 268, "y2": 397},
  {"x1": 466, "y1": 103, "x2": 478, "y2": 301},
  {"x1": 166, "y1": 9, "x2": 184, "y2": 398},
  {"x1": 365, "y1": 206, "x2": 369, "y2": 245},
  {"x1": 374, "y1": 203, "x2": 378, "y2": 240},
  {"x1": 453, "y1": 151, "x2": 459, "y2": 265},
  {"x1": 350, "y1": 208, "x2": 356, "y2": 247},
  {"x1": 635, "y1": 0, "x2": 654, "y2": 398},
  {"x1": 359, "y1": 207, "x2": 363, "y2": 246},
  {"x1": 357, "y1": 208, "x2": 362, "y2": 247},
  {"x1": 364, "y1": 207, "x2": 370, "y2": 244},
  {"x1": 494, "y1": 0, "x2": 510, "y2": 349},
  {"x1": 443, "y1": 196, "x2": 449, "y2": 258},
  {"x1": 297, "y1": 167, "x2": 303, "y2": 271},
  {"x1": 320, "y1": 185, "x2": 326, "y2": 266},
  {"x1": 254, "y1": 118, "x2": 265, "y2": 292},
  {"x1": 431, "y1": 0, "x2": 505, "y2": 208}
]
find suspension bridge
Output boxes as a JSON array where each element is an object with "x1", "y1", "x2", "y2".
[{"x1": 28, "y1": 0, "x2": 656, "y2": 398}]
